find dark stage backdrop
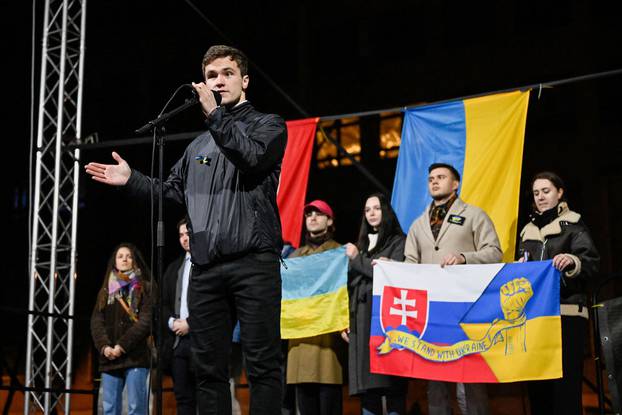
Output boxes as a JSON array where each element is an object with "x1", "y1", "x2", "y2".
[{"x1": 3, "y1": 1, "x2": 622, "y2": 385}]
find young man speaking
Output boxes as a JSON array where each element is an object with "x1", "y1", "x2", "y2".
[{"x1": 86, "y1": 45, "x2": 287, "y2": 414}]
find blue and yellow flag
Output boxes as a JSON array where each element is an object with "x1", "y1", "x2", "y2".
[
  {"x1": 370, "y1": 260, "x2": 562, "y2": 383},
  {"x1": 391, "y1": 91, "x2": 530, "y2": 261},
  {"x1": 280, "y1": 247, "x2": 349, "y2": 339}
]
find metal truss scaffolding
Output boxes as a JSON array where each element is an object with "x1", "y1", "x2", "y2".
[{"x1": 25, "y1": 0, "x2": 86, "y2": 413}]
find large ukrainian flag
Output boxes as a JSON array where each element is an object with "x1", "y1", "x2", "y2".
[
  {"x1": 280, "y1": 247, "x2": 349, "y2": 339},
  {"x1": 391, "y1": 91, "x2": 530, "y2": 261}
]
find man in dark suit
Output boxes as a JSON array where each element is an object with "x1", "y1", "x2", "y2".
[{"x1": 162, "y1": 217, "x2": 196, "y2": 415}]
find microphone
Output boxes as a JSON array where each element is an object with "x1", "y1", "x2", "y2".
[
  {"x1": 211, "y1": 89, "x2": 223, "y2": 106},
  {"x1": 184, "y1": 84, "x2": 222, "y2": 106},
  {"x1": 135, "y1": 85, "x2": 223, "y2": 134}
]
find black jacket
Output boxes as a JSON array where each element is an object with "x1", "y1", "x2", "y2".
[
  {"x1": 160, "y1": 255, "x2": 185, "y2": 372},
  {"x1": 126, "y1": 102, "x2": 287, "y2": 266},
  {"x1": 347, "y1": 233, "x2": 406, "y2": 395},
  {"x1": 518, "y1": 202, "x2": 600, "y2": 305}
]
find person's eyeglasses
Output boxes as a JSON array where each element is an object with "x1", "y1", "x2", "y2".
[{"x1": 304, "y1": 210, "x2": 327, "y2": 218}]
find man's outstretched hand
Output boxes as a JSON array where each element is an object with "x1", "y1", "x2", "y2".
[{"x1": 84, "y1": 152, "x2": 131, "y2": 186}]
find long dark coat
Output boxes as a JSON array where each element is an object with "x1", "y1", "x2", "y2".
[
  {"x1": 348, "y1": 233, "x2": 407, "y2": 395},
  {"x1": 91, "y1": 280, "x2": 153, "y2": 372}
]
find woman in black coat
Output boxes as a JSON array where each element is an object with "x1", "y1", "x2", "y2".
[
  {"x1": 518, "y1": 171, "x2": 600, "y2": 415},
  {"x1": 343, "y1": 193, "x2": 407, "y2": 415}
]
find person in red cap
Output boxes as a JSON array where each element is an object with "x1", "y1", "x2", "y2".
[
  {"x1": 285, "y1": 200, "x2": 346, "y2": 415},
  {"x1": 304, "y1": 199, "x2": 334, "y2": 219}
]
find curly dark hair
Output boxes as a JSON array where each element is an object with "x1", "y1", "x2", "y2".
[{"x1": 201, "y1": 45, "x2": 248, "y2": 76}]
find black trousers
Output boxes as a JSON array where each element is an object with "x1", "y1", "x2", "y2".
[
  {"x1": 360, "y1": 387, "x2": 407, "y2": 415},
  {"x1": 188, "y1": 252, "x2": 282, "y2": 415},
  {"x1": 528, "y1": 315, "x2": 587, "y2": 415},
  {"x1": 295, "y1": 383, "x2": 342, "y2": 415},
  {"x1": 172, "y1": 336, "x2": 197, "y2": 415}
]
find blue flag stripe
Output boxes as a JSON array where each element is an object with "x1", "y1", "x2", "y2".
[
  {"x1": 462, "y1": 261, "x2": 560, "y2": 323},
  {"x1": 281, "y1": 246, "x2": 348, "y2": 300},
  {"x1": 391, "y1": 101, "x2": 466, "y2": 231}
]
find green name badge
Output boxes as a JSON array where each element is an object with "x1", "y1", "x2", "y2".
[{"x1": 448, "y1": 214, "x2": 465, "y2": 225}]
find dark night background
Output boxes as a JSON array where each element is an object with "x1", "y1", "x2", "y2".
[{"x1": 3, "y1": 0, "x2": 622, "y2": 402}]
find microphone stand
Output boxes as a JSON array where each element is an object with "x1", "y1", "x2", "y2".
[
  {"x1": 135, "y1": 96, "x2": 198, "y2": 135},
  {"x1": 135, "y1": 93, "x2": 197, "y2": 415}
]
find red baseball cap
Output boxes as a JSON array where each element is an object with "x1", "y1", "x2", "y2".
[{"x1": 304, "y1": 200, "x2": 334, "y2": 218}]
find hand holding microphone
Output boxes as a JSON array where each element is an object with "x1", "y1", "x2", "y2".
[
  {"x1": 191, "y1": 82, "x2": 222, "y2": 116},
  {"x1": 134, "y1": 82, "x2": 222, "y2": 134}
]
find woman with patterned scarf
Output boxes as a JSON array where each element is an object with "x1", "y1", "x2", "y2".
[{"x1": 91, "y1": 243, "x2": 154, "y2": 415}]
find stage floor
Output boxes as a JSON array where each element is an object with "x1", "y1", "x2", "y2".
[{"x1": 0, "y1": 354, "x2": 612, "y2": 414}]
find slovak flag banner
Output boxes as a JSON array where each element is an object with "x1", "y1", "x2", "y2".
[{"x1": 370, "y1": 260, "x2": 563, "y2": 383}]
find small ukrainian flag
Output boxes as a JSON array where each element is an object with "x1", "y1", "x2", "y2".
[{"x1": 280, "y1": 246, "x2": 349, "y2": 339}]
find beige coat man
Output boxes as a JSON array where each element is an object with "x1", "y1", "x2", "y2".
[
  {"x1": 404, "y1": 197, "x2": 502, "y2": 265},
  {"x1": 405, "y1": 163, "x2": 502, "y2": 415}
]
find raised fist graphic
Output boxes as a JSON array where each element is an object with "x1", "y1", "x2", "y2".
[{"x1": 500, "y1": 277, "x2": 533, "y2": 321}]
